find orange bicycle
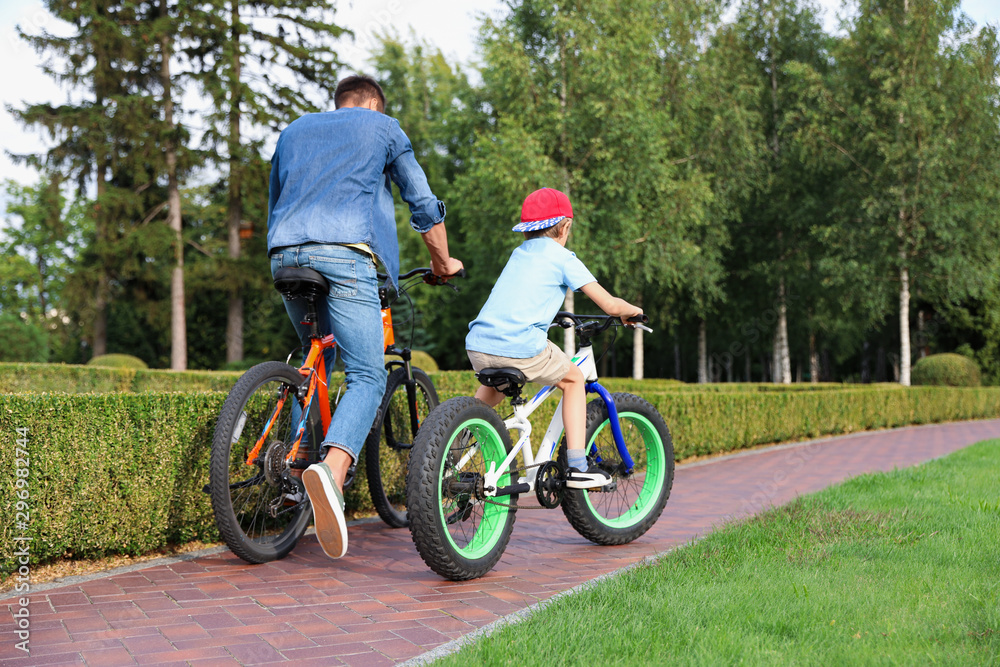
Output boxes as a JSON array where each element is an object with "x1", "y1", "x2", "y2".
[{"x1": 209, "y1": 265, "x2": 460, "y2": 564}]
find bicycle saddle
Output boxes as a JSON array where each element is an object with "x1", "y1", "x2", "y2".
[
  {"x1": 273, "y1": 267, "x2": 329, "y2": 299},
  {"x1": 476, "y1": 368, "x2": 527, "y2": 397}
]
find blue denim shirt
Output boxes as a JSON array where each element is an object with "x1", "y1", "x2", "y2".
[{"x1": 266, "y1": 107, "x2": 445, "y2": 285}]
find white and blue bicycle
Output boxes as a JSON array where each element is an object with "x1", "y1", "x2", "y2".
[{"x1": 407, "y1": 312, "x2": 675, "y2": 580}]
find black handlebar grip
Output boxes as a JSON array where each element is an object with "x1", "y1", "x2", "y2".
[{"x1": 624, "y1": 314, "x2": 649, "y2": 325}]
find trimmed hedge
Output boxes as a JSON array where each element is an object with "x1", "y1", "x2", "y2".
[
  {"x1": 2, "y1": 362, "x2": 864, "y2": 397},
  {"x1": 1, "y1": 392, "x2": 221, "y2": 568},
  {"x1": 3, "y1": 383, "x2": 1000, "y2": 570},
  {"x1": 912, "y1": 353, "x2": 982, "y2": 387},
  {"x1": 0, "y1": 363, "x2": 242, "y2": 394}
]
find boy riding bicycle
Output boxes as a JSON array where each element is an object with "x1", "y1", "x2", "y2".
[{"x1": 466, "y1": 188, "x2": 643, "y2": 489}]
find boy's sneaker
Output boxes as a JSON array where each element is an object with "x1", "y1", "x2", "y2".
[
  {"x1": 302, "y1": 463, "x2": 348, "y2": 559},
  {"x1": 565, "y1": 465, "x2": 613, "y2": 490}
]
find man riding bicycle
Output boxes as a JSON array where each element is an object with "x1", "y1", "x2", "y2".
[{"x1": 266, "y1": 74, "x2": 463, "y2": 559}]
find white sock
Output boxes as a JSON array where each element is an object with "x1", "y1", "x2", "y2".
[{"x1": 567, "y1": 450, "x2": 587, "y2": 471}]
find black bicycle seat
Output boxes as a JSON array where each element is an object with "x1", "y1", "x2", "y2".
[
  {"x1": 273, "y1": 267, "x2": 329, "y2": 299},
  {"x1": 476, "y1": 368, "x2": 527, "y2": 393}
]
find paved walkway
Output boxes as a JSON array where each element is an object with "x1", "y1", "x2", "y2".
[{"x1": 3, "y1": 420, "x2": 999, "y2": 666}]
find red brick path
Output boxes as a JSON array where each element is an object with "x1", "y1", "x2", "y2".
[{"x1": 3, "y1": 420, "x2": 998, "y2": 666}]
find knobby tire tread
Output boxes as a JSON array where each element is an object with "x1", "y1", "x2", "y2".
[
  {"x1": 210, "y1": 361, "x2": 311, "y2": 563},
  {"x1": 406, "y1": 396, "x2": 517, "y2": 580},
  {"x1": 365, "y1": 366, "x2": 439, "y2": 528},
  {"x1": 559, "y1": 393, "x2": 674, "y2": 546}
]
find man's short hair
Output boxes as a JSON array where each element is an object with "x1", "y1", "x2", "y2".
[
  {"x1": 335, "y1": 75, "x2": 386, "y2": 112},
  {"x1": 523, "y1": 217, "x2": 572, "y2": 240}
]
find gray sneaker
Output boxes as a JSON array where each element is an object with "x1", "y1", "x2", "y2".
[
  {"x1": 565, "y1": 465, "x2": 613, "y2": 490},
  {"x1": 302, "y1": 463, "x2": 348, "y2": 559}
]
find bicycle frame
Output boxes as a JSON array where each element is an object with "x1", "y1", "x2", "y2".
[
  {"x1": 244, "y1": 310, "x2": 398, "y2": 469},
  {"x1": 477, "y1": 343, "x2": 635, "y2": 496}
]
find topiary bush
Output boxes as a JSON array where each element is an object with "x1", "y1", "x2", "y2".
[
  {"x1": 0, "y1": 314, "x2": 48, "y2": 363},
  {"x1": 911, "y1": 353, "x2": 981, "y2": 387},
  {"x1": 87, "y1": 353, "x2": 149, "y2": 370}
]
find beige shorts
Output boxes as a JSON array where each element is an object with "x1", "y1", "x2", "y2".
[{"x1": 467, "y1": 340, "x2": 573, "y2": 387}]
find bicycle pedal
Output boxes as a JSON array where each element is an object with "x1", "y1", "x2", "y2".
[{"x1": 598, "y1": 481, "x2": 618, "y2": 493}]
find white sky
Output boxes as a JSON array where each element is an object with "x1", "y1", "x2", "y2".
[{"x1": 0, "y1": 0, "x2": 997, "y2": 191}]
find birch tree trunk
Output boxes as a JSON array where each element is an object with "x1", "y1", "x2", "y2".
[
  {"x1": 809, "y1": 332, "x2": 819, "y2": 383},
  {"x1": 161, "y1": 0, "x2": 186, "y2": 370},
  {"x1": 899, "y1": 260, "x2": 911, "y2": 386},
  {"x1": 773, "y1": 278, "x2": 791, "y2": 384},
  {"x1": 92, "y1": 50, "x2": 109, "y2": 357},
  {"x1": 226, "y1": 1, "x2": 244, "y2": 364},
  {"x1": 697, "y1": 318, "x2": 708, "y2": 384},
  {"x1": 632, "y1": 326, "x2": 644, "y2": 380}
]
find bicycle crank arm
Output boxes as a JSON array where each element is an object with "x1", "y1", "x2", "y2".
[{"x1": 487, "y1": 482, "x2": 530, "y2": 497}]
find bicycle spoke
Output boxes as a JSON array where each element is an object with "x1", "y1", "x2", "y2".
[{"x1": 211, "y1": 363, "x2": 312, "y2": 560}]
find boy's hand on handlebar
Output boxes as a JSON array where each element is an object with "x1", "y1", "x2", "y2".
[
  {"x1": 620, "y1": 302, "x2": 644, "y2": 326},
  {"x1": 430, "y1": 257, "x2": 464, "y2": 282}
]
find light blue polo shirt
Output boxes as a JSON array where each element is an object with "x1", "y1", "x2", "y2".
[{"x1": 466, "y1": 238, "x2": 597, "y2": 359}]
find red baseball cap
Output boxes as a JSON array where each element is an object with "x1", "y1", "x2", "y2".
[{"x1": 512, "y1": 188, "x2": 573, "y2": 232}]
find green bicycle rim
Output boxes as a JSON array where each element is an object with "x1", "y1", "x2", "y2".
[
  {"x1": 584, "y1": 412, "x2": 665, "y2": 528},
  {"x1": 438, "y1": 418, "x2": 511, "y2": 560}
]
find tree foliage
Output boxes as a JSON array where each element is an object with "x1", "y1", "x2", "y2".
[{"x1": 5, "y1": 0, "x2": 1000, "y2": 384}]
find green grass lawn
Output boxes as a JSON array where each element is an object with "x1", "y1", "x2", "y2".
[{"x1": 439, "y1": 440, "x2": 1000, "y2": 666}]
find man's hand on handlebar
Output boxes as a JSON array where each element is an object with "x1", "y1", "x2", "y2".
[{"x1": 430, "y1": 256, "x2": 464, "y2": 283}]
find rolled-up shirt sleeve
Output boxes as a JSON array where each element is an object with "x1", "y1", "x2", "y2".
[{"x1": 386, "y1": 123, "x2": 446, "y2": 233}]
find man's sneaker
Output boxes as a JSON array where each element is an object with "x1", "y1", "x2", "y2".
[
  {"x1": 302, "y1": 463, "x2": 348, "y2": 559},
  {"x1": 565, "y1": 465, "x2": 613, "y2": 490}
]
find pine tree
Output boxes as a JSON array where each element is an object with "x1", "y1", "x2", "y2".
[
  {"x1": 154, "y1": 0, "x2": 189, "y2": 369},
  {"x1": 10, "y1": 0, "x2": 167, "y2": 358},
  {"x1": 181, "y1": 0, "x2": 346, "y2": 363}
]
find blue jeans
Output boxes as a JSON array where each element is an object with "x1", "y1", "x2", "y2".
[{"x1": 270, "y1": 243, "x2": 387, "y2": 464}]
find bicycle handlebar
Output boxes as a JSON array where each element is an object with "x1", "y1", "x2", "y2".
[
  {"x1": 551, "y1": 311, "x2": 653, "y2": 335},
  {"x1": 377, "y1": 267, "x2": 467, "y2": 284}
]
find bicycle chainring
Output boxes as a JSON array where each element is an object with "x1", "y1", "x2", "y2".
[{"x1": 535, "y1": 461, "x2": 564, "y2": 508}]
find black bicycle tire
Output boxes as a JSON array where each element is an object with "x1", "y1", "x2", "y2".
[
  {"x1": 365, "y1": 366, "x2": 439, "y2": 528},
  {"x1": 559, "y1": 392, "x2": 674, "y2": 545},
  {"x1": 210, "y1": 361, "x2": 313, "y2": 563},
  {"x1": 407, "y1": 397, "x2": 518, "y2": 580}
]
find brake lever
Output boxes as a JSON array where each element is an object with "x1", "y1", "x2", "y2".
[{"x1": 423, "y1": 268, "x2": 467, "y2": 287}]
